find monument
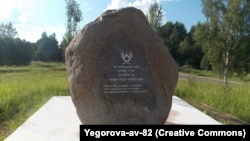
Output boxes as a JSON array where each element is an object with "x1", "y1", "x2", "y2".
[{"x1": 65, "y1": 7, "x2": 178, "y2": 124}]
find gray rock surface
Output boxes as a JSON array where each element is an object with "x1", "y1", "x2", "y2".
[{"x1": 65, "y1": 7, "x2": 178, "y2": 124}]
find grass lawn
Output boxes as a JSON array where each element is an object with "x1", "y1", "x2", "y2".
[
  {"x1": 175, "y1": 79, "x2": 250, "y2": 124},
  {"x1": 0, "y1": 62, "x2": 69, "y2": 140}
]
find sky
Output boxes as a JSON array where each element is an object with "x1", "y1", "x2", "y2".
[{"x1": 0, "y1": 0, "x2": 206, "y2": 43}]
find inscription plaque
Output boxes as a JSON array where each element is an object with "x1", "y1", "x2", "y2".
[{"x1": 100, "y1": 39, "x2": 155, "y2": 95}]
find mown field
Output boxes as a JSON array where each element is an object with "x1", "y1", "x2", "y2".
[{"x1": 1, "y1": 62, "x2": 249, "y2": 140}]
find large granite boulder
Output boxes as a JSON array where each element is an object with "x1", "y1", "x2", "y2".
[{"x1": 65, "y1": 7, "x2": 178, "y2": 124}]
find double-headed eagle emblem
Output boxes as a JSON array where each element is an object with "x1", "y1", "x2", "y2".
[{"x1": 120, "y1": 49, "x2": 133, "y2": 63}]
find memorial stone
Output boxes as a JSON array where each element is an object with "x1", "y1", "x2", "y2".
[{"x1": 65, "y1": 7, "x2": 178, "y2": 124}]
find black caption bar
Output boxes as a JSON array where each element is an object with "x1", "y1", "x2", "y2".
[{"x1": 80, "y1": 125, "x2": 249, "y2": 140}]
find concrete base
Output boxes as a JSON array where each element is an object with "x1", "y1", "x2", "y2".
[{"x1": 5, "y1": 96, "x2": 220, "y2": 141}]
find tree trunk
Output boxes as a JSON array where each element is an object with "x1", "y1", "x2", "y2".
[{"x1": 224, "y1": 49, "x2": 229, "y2": 85}]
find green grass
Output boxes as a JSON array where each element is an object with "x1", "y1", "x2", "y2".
[
  {"x1": 0, "y1": 62, "x2": 69, "y2": 140},
  {"x1": 175, "y1": 78, "x2": 250, "y2": 124}
]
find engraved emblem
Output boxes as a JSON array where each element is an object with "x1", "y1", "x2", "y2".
[{"x1": 121, "y1": 49, "x2": 133, "y2": 63}]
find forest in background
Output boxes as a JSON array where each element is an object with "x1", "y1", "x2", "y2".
[{"x1": 0, "y1": 0, "x2": 250, "y2": 84}]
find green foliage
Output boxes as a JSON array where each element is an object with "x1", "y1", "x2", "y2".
[
  {"x1": 35, "y1": 32, "x2": 63, "y2": 62},
  {"x1": 0, "y1": 22, "x2": 18, "y2": 38},
  {"x1": 178, "y1": 26, "x2": 203, "y2": 69},
  {"x1": 0, "y1": 22, "x2": 34, "y2": 66},
  {"x1": 159, "y1": 21, "x2": 187, "y2": 61},
  {"x1": 158, "y1": 21, "x2": 204, "y2": 68},
  {"x1": 179, "y1": 65, "x2": 201, "y2": 74},
  {"x1": 195, "y1": 0, "x2": 250, "y2": 84},
  {"x1": 60, "y1": 0, "x2": 82, "y2": 50},
  {"x1": 147, "y1": 2, "x2": 163, "y2": 32},
  {"x1": 0, "y1": 37, "x2": 34, "y2": 66},
  {"x1": 200, "y1": 55, "x2": 212, "y2": 70}
]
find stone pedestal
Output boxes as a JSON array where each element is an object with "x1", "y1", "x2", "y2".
[{"x1": 5, "y1": 96, "x2": 221, "y2": 141}]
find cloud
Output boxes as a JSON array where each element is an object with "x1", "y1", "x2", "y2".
[
  {"x1": 105, "y1": 0, "x2": 177, "y2": 15},
  {"x1": 17, "y1": 24, "x2": 66, "y2": 43},
  {"x1": 17, "y1": 10, "x2": 34, "y2": 24},
  {"x1": 105, "y1": 0, "x2": 180, "y2": 25},
  {"x1": 84, "y1": 3, "x2": 92, "y2": 11},
  {"x1": 127, "y1": 0, "x2": 154, "y2": 14},
  {"x1": 0, "y1": 0, "x2": 18, "y2": 20},
  {"x1": 0, "y1": 0, "x2": 37, "y2": 23},
  {"x1": 106, "y1": 0, "x2": 128, "y2": 10},
  {"x1": 0, "y1": 0, "x2": 65, "y2": 43}
]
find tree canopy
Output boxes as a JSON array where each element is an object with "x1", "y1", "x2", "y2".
[
  {"x1": 60, "y1": 0, "x2": 82, "y2": 50},
  {"x1": 0, "y1": 22, "x2": 18, "y2": 38},
  {"x1": 0, "y1": 22, "x2": 34, "y2": 66},
  {"x1": 194, "y1": 0, "x2": 250, "y2": 84},
  {"x1": 147, "y1": 2, "x2": 163, "y2": 32},
  {"x1": 35, "y1": 32, "x2": 62, "y2": 62}
]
